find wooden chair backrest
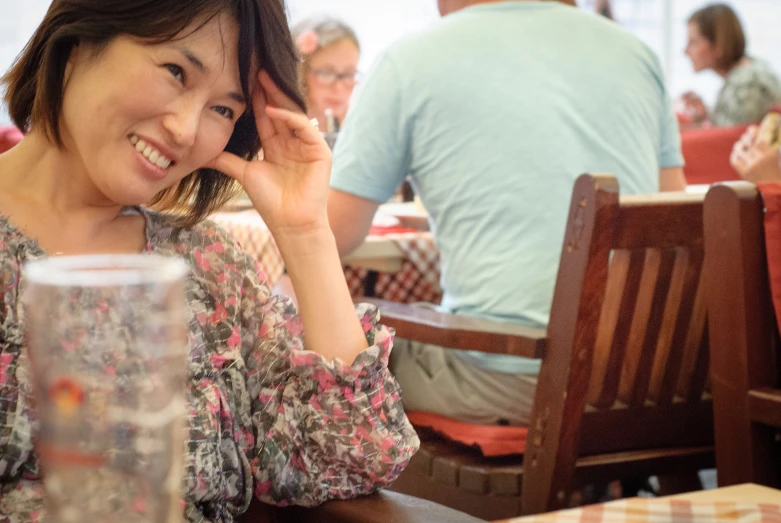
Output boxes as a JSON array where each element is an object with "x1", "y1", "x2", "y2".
[
  {"x1": 704, "y1": 182, "x2": 781, "y2": 488},
  {"x1": 521, "y1": 175, "x2": 711, "y2": 513}
]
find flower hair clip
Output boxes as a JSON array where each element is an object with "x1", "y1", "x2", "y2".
[{"x1": 296, "y1": 31, "x2": 319, "y2": 56}]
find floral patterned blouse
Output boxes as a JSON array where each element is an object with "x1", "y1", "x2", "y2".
[
  {"x1": 0, "y1": 208, "x2": 419, "y2": 522},
  {"x1": 712, "y1": 57, "x2": 781, "y2": 127}
]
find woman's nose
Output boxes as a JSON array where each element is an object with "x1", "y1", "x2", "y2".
[{"x1": 162, "y1": 101, "x2": 200, "y2": 148}]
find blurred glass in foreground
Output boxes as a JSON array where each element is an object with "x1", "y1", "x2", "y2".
[{"x1": 24, "y1": 255, "x2": 189, "y2": 523}]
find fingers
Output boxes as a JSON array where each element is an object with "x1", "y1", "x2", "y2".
[
  {"x1": 253, "y1": 70, "x2": 305, "y2": 142},
  {"x1": 205, "y1": 151, "x2": 251, "y2": 186},
  {"x1": 265, "y1": 105, "x2": 322, "y2": 144},
  {"x1": 251, "y1": 83, "x2": 274, "y2": 143}
]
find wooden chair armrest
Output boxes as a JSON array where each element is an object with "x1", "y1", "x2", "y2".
[
  {"x1": 272, "y1": 491, "x2": 486, "y2": 523},
  {"x1": 364, "y1": 298, "x2": 546, "y2": 358}
]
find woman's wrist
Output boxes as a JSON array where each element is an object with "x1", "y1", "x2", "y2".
[{"x1": 273, "y1": 223, "x2": 339, "y2": 267}]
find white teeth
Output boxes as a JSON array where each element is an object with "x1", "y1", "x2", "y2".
[{"x1": 129, "y1": 135, "x2": 173, "y2": 169}]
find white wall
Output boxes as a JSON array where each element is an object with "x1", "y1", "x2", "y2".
[
  {"x1": 1, "y1": 0, "x2": 780, "y2": 124},
  {"x1": 288, "y1": 0, "x2": 440, "y2": 74},
  {"x1": 0, "y1": 0, "x2": 51, "y2": 124}
]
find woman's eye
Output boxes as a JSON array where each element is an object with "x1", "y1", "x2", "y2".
[
  {"x1": 213, "y1": 106, "x2": 235, "y2": 120},
  {"x1": 164, "y1": 64, "x2": 184, "y2": 83}
]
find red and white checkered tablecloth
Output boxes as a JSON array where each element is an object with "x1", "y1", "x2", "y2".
[
  {"x1": 500, "y1": 499, "x2": 781, "y2": 523},
  {"x1": 345, "y1": 231, "x2": 442, "y2": 304},
  {"x1": 211, "y1": 212, "x2": 441, "y2": 303},
  {"x1": 211, "y1": 211, "x2": 285, "y2": 286}
]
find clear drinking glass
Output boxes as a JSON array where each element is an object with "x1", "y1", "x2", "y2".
[
  {"x1": 23, "y1": 255, "x2": 190, "y2": 523},
  {"x1": 321, "y1": 131, "x2": 338, "y2": 150}
]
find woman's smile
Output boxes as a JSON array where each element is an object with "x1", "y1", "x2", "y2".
[{"x1": 129, "y1": 134, "x2": 177, "y2": 181}]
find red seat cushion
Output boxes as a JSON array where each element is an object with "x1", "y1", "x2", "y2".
[
  {"x1": 406, "y1": 411, "x2": 527, "y2": 456},
  {"x1": 681, "y1": 125, "x2": 746, "y2": 185},
  {"x1": 0, "y1": 127, "x2": 23, "y2": 154}
]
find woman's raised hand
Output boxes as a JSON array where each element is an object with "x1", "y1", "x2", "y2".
[{"x1": 208, "y1": 70, "x2": 332, "y2": 235}]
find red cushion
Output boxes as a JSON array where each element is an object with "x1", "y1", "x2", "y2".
[
  {"x1": 0, "y1": 127, "x2": 23, "y2": 154},
  {"x1": 406, "y1": 411, "x2": 527, "y2": 457},
  {"x1": 757, "y1": 183, "x2": 781, "y2": 336},
  {"x1": 681, "y1": 125, "x2": 746, "y2": 185}
]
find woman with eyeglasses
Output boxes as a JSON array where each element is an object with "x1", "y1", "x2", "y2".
[{"x1": 292, "y1": 17, "x2": 361, "y2": 133}]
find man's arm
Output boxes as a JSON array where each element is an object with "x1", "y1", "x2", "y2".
[
  {"x1": 659, "y1": 166, "x2": 687, "y2": 191},
  {"x1": 328, "y1": 189, "x2": 381, "y2": 257}
]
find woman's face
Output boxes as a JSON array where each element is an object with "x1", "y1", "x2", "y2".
[
  {"x1": 305, "y1": 39, "x2": 360, "y2": 125},
  {"x1": 60, "y1": 13, "x2": 247, "y2": 206},
  {"x1": 685, "y1": 22, "x2": 717, "y2": 72}
]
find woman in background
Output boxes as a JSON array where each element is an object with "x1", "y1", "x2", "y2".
[
  {"x1": 292, "y1": 16, "x2": 361, "y2": 133},
  {"x1": 682, "y1": 3, "x2": 781, "y2": 127}
]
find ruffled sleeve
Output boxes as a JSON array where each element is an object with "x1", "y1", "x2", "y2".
[{"x1": 237, "y1": 252, "x2": 419, "y2": 506}]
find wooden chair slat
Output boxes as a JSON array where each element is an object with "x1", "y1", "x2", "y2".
[
  {"x1": 616, "y1": 249, "x2": 658, "y2": 405},
  {"x1": 631, "y1": 248, "x2": 677, "y2": 406},
  {"x1": 654, "y1": 247, "x2": 705, "y2": 405},
  {"x1": 590, "y1": 249, "x2": 643, "y2": 408},
  {"x1": 680, "y1": 273, "x2": 709, "y2": 402},
  {"x1": 616, "y1": 248, "x2": 677, "y2": 407},
  {"x1": 647, "y1": 247, "x2": 688, "y2": 404}
]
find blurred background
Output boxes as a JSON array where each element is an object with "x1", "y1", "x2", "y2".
[{"x1": 1, "y1": 0, "x2": 779, "y2": 123}]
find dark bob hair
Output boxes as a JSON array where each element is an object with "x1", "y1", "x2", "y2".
[
  {"x1": 688, "y1": 3, "x2": 746, "y2": 72},
  {"x1": 2, "y1": 0, "x2": 306, "y2": 227}
]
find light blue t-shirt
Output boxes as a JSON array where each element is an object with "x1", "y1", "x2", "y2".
[{"x1": 330, "y1": 2, "x2": 683, "y2": 375}]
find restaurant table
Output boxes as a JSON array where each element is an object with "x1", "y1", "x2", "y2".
[
  {"x1": 344, "y1": 230, "x2": 442, "y2": 304},
  {"x1": 499, "y1": 484, "x2": 781, "y2": 523},
  {"x1": 211, "y1": 208, "x2": 442, "y2": 303}
]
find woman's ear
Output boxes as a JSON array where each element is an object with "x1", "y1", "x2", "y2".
[{"x1": 63, "y1": 41, "x2": 82, "y2": 85}]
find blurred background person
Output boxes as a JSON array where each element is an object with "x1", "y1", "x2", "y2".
[
  {"x1": 681, "y1": 3, "x2": 781, "y2": 127},
  {"x1": 292, "y1": 16, "x2": 361, "y2": 133}
]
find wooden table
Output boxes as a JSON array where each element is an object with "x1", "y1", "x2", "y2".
[
  {"x1": 342, "y1": 235, "x2": 405, "y2": 272},
  {"x1": 500, "y1": 484, "x2": 781, "y2": 522}
]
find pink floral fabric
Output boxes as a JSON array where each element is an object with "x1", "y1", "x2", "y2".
[{"x1": 0, "y1": 209, "x2": 419, "y2": 522}]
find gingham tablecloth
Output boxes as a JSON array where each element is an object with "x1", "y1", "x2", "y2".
[
  {"x1": 500, "y1": 499, "x2": 781, "y2": 523},
  {"x1": 211, "y1": 211, "x2": 285, "y2": 286},
  {"x1": 212, "y1": 211, "x2": 442, "y2": 303},
  {"x1": 345, "y1": 231, "x2": 442, "y2": 304}
]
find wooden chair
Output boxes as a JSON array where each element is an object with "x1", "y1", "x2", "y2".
[
  {"x1": 240, "y1": 491, "x2": 486, "y2": 522},
  {"x1": 704, "y1": 182, "x2": 781, "y2": 488},
  {"x1": 373, "y1": 174, "x2": 715, "y2": 519}
]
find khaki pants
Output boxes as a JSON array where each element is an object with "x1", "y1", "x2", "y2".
[{"x1": 390, "y1": 338, "x2": 539, "y2": 427}]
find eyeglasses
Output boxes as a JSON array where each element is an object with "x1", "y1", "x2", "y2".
[{"x1": 309, "y1": 68, "x2": 361, "y2": 87}]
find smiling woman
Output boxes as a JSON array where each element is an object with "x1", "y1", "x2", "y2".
[
  {"x1": 4, "y1": 0, "x2": 302, "y2": 226},
  {"x1": 0, "y1": 0, "x2": 418, "y2": 521}
]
